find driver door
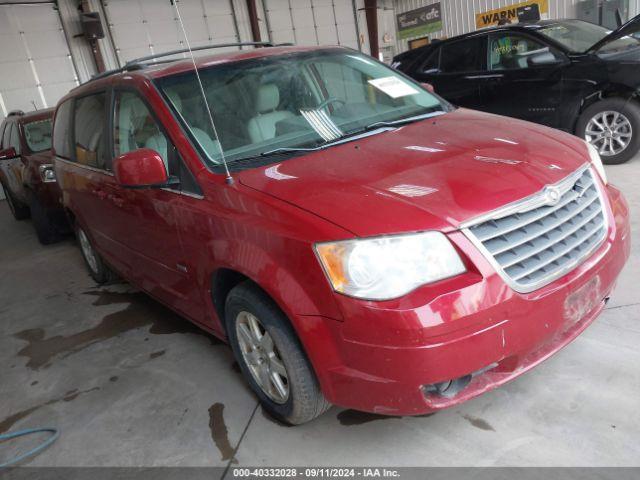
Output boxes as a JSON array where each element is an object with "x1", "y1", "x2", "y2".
[{"x1": 479, "y1": 32, "x2": 567, "y2": 128}]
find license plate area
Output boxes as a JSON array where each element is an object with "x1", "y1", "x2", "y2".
[{"x1": 564, "y1": 275, "x2": 601, "y2": 327}]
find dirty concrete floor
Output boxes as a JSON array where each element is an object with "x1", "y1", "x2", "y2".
[{"x1": 1, "y1": 157, "x2": 639, "y2": 469}]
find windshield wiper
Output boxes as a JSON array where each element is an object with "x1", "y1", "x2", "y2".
[
  {"x1": 364, "y1": 109, "x2": 446, "y2": 131},
  {"x1": 247, "y1": 109, "x2": 447, "y2": 160}
]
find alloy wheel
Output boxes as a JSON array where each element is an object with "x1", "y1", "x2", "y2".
[
  {"x1": 585, "y1": 110, "x2": 633, "y2": 157},
  {"x1": 235, "y1": 311, "x2": 290, "y2": 404},
  {"x1": 78, "y1": 229, "x2": 99, "y2": 274}
]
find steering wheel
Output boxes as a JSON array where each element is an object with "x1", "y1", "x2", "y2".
[{"x1": 316, "y1": 97, "x2": 346, "y2": 110}]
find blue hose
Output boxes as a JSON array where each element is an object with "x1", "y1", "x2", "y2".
[{"x1": 0, "y1": 428, "x2": 59, "y2": 468}]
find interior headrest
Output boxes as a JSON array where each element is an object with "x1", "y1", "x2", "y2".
[
  {"x1": 166, "y1": 89, "x2": 183, "y2": 113},
  {"x1": 256, "y1": 84, "x2": 280, "y2": 113}
]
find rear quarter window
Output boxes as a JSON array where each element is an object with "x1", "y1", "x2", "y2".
[
  {"x1": 73, "y1": 93, "x2": 108, "y2": 170},
  {"x1": 53, "y1": 99, "x2": 74, "y2": 160}
]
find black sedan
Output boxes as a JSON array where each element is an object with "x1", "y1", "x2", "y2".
[{"x1": 393, "y1": 15, "x2": 640, "y2": 164}]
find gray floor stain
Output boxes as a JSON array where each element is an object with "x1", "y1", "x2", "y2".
[
  {"x1": 462, "y1": 414, "x2": 495, "y2": 431},
  {"x1": 149, "y1": 350, "x2": 166, "y2": 360},
  {"x1": 208, "y1": 402, "x2": 237, "y2": 463}
]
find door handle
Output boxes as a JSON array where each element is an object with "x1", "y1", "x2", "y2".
[{"x1": 464, "y1": 74, "x2": 505, "y2": 80}]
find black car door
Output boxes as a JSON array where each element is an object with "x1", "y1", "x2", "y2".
[
  {"x1": 479, "y1": 32, "x2": 568, "y2": 129},
  {"x1": 410, "y1": 35, "x2": 487, "y2": 109}
]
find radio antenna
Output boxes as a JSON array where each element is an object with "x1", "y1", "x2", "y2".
[{"x1": 170, "y1": 0, "x2": 233, "y2": 184}]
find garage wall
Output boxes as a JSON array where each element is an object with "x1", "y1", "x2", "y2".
[
  {"x1": 102, "y1": 0, "x2": 256, "y2": 65},
  {"x1": 262, "y1": 0, "x2": 360, "y2": 49},
  {"x1": 393, "y1": 0, "x2": 640, "y2": 53},
  {"x1": 0, "y1": 2, "x2": 78, "y2": 123}
]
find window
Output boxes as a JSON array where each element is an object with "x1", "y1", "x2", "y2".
[
  {"x1": 440, "y1": 38, "x2": 485, "y2": 73},
  {"x1": 24, "y1": 118, "x2": 53, "y2": 152},
  {"x1": 155, "y1": 49, "x2": 446, "y2": 167},
  {"x1": 113, "y1": 91, "x2": 200, "y2": 194},
  {"x1": 74, "y1": 93, "x2": 108, "y2": 169},
  {"x1": 419, "y1": 48, "x2": 440, "y2": 73},
  {"x1": 114, "y1": 91, "x2": 169, "y2": 169},
  {"x1": 9, "y1": 122, "x2": 21, "y2": 155},
  {"x1": 53, "y1": 99, "x2": 74, "y2": 160},
  {"x1": 489, "y1": 34, "x2": 552, "y2": 70}
]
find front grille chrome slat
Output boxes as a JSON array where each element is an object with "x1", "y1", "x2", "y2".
[
  {"x1": 487, "y1": 190, "x2": 600, "y2": 256},
  {"x1": 464, "y1": 166, "x2": 607, "y2": 293}
]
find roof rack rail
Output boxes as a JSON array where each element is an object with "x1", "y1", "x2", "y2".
[
  {"x1": 89, "y1": 41, "x2": 293, "y2": 82},
  {"x1": 7, "y1": 110, "x2": 25, "y2": 117}
]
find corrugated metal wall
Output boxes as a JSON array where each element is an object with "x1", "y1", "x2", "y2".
[{"x1": 394, "y1": 0, "x2": 640, "y2": 53}]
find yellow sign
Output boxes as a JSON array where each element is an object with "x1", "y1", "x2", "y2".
[{"x1": 476, "y1": 0, "x2": 549, "y2": 29}]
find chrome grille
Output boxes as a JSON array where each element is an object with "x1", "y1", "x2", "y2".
[{"x1": 464, "y1": 166, "x2": 607, "y2": 293}]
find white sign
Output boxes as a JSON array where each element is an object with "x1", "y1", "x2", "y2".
[{"x1": 368, "y1": 76, "x2": 419, "y2": 99}]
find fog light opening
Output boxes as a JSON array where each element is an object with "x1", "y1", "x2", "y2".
[{"x1": 423, "y1": 362, "x2": 499, "y2": 399}]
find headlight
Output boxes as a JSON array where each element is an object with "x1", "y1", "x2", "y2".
[
  {"x1": 39, "y1": 164, "x2": 56, "y2": 183},
  {"x1": 586, "y1": 141, "x2": 607, "y2": 185},
  {"x1": 315, "y1": 231, "x2": 466, "y2": 301}
]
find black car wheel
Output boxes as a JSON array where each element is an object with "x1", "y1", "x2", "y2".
[
  {"x1": 77, "y1": 226, "x2": 112, "y2": 284},
  {"x1": 1, "y1": 182, "x2": 30, "y2": 220},
  {"x1": 225, "y1": 282, "x2": 331, "y2": 425},
  {"x1": 576, "y1": 98, "x2": 640, "y2": 165},
  {"x1": 29, "y1": 192, "x2": 61, "y2": 245}
]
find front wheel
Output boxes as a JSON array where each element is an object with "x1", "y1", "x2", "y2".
[
  {"x1": 576, "y1": 98, "x2": 640, "y2": 165},
  {"x1": 77, "y1": 226, "x2": 112, "y2": 284},
  {"x1": 29, "y1": 192, "x2": 61, "y2": 245},
  {"x1": 225, "y1": 282, "x2": 331, "y2": 425}
]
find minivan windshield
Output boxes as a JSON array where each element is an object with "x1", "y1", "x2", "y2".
[
  {"x1": 538, "y1": 19, "x2": 640, "y2": 55},
  {"x1": 23, "y1": 118, "x2": 52, "y2": 153},
  {"x1": 155, "y1": 49, "x2": 446, "y2": 167}
]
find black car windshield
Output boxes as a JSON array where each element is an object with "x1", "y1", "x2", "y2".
[
  {"x1": 538, "y1": 19, "x2": 640, "y2": 55},
  {"x1": 23, "y1": 118, "x2": 52, "y2": 153},
  {"x1": 154, "y1": 49, "x2": 446, "y2": 166}
]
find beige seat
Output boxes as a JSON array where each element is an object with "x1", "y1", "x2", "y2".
[
  {"x1": 247, "y1": 84, "x2": 295, "y2": 143},
  {"x1": 146, "y1": 89, "x2": 221, "y2": 163}
]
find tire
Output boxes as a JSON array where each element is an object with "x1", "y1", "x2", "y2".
[
  {"x1": 29, "y1": 192, "x2": 61, "y2": 245},
  {"x1": 76, "y1": 225, "x2": 112, "y2": 284},
  {"x1": 576, "y1": 98, "x2": 640, "y2": 165},
  {"x1": 225, "y1": 282, "x2": 331, "y2": 425},
  {"x1": 1, "y1": 182, "x2": 30, "y2": 220}
]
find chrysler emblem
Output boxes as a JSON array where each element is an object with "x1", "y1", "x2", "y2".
[{"x1": 544, "y1": 186, "x2": 562, "y2": 206}]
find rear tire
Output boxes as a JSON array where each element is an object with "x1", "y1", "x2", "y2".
[
  {"x1": 29, "y1": 192, "x2": 61, "y2": 245},
  {"x1": 2, "y1": 182, "x2": 30, "y2": 220},
  {"x1": 576, "y1": 98, "x2": 640, "y2": 165},
  {"x1": 77, "y1": 225, "x2": 112, "y2": 284},
  {"x1": 225, "y1": 282, "x2": 331, "y2": 425}
]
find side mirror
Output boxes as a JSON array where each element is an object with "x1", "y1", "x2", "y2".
[
  {"x1": 0, "y1": 147, "x2": 17, "y2": 160},
  {"x1": 527, "y1": 51, "x2": 565, "y2": 67},
  {"x1": 421, "y1": 82, "x2": 435, "y2": 93},
  {"x1": 113, "y1": 148, "x2": 178, "y2": 189}
]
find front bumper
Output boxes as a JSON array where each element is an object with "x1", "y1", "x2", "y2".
[{"x1": 301, "y1": 185, "x2": 630, "y2": 415}]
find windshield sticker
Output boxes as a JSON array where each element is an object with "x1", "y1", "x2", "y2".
[{"x1": 368, "y1": 77, "x2": 419, "y2": 99}]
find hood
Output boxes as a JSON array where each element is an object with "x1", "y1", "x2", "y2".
[
  {"x1": 238, "y1": 109, "x2": 591, "y2": 238},
  {"x1": 588, "y1": 13, "x2": 640, "y2": 53}
]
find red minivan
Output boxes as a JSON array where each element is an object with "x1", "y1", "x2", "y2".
[{"x1": 52, "y1": 45, "x2": 630, "y2": 425}]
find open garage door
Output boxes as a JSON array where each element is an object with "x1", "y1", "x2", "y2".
[
  {"x1": 0, "y1": 2, "x2": 78, "y2": 123},
  {"x1": 102, "y1": 0, "x2": 249, "y2": 65},
  {"x1": 263, "y1": 0, "x2": 359, "y2": 48}
]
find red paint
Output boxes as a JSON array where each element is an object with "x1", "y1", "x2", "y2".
[
  {"x1": 113, "y1": 149, "x2": 169, "y2": 187},
  {"x1": 52, "y1": 47, "x2": 630, "y2": 416},
  {"x1": 0, "y1": 109, "x2": 64, "y2": 217}
]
